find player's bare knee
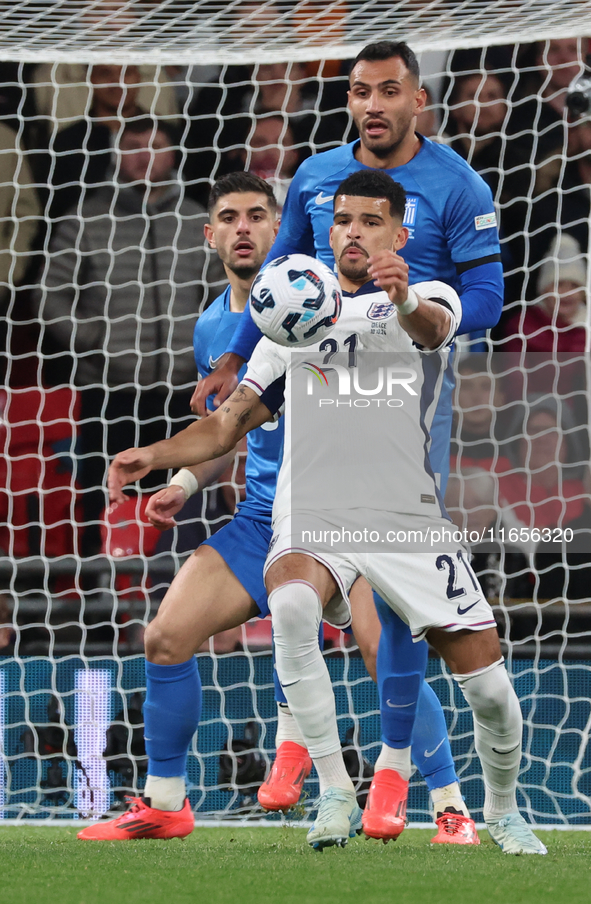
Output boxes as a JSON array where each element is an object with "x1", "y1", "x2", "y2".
[{"x1": 144, "y1": 619, "x2": 195, "y2": 665}]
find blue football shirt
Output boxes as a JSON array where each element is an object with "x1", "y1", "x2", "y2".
[
  {"x1": 226, "y1": 137, "x2": 503, "y2": 490},
  {"x1": 193, "y1": 286, "x2": 282, "y2": 522},
  {"x1": 271, "y1": 137, "x2": 501, "y2": 288}
]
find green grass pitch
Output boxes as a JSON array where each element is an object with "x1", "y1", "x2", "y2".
[{"x1": 1, "y1": 826, "x2": 590, "y2": 904}]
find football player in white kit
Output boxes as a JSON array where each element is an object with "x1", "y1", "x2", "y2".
[{"x1": 109, "y1": 171, "x2": 546, "y2": 857}]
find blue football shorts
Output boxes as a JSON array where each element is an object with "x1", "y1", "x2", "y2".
[{"x1": 203, "y1": 511, "x2": 272, "y2": 617}]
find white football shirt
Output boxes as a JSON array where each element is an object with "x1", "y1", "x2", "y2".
[{"x1": 242, "y1": 281, "x2": 461, "y2": 532}]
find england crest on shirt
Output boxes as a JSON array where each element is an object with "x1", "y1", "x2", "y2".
[
  {"x1": 367, "y1": 301, "x2": 396, "y2": 321},
  {"x1": 403, "y1": 196, "x2": 418, "y2": 238}
]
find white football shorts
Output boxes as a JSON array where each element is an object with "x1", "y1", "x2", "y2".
[{"x1": 264, "y1": 514, "x2": 497, "y2": 641}]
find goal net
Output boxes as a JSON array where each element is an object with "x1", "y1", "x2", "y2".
[{"x1": 1, "y1": 1, "x2": 591, "y2": 825}]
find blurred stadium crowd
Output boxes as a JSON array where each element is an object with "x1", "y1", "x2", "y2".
[{"x1": 0, "y1": 32, "x2": 590, "y2": 657}]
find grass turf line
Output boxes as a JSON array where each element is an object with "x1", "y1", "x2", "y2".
[{"x1": 1, "y1": 827, "x2": 590, "y2": 904}]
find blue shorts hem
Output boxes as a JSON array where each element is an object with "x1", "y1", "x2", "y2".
[{"x1": 203, "y1": 514, "x2": 272, "y2": 618}]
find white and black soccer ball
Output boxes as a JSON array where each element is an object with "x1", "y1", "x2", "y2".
[{"x1": 249, "y1": 253, "x2": 342, "y2": 347}]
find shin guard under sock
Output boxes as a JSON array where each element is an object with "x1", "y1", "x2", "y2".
[{"x1": 144, "y1": 658, "x2": 201, "y2": 778}]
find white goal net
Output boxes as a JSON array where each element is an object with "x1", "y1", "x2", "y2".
[{"x1": 0, "y1": 2, "x2": 590, "y2": 825}]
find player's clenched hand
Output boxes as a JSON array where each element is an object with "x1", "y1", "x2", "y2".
[
  {"x1": 144, "y1": 486, "x2": 187, "y2": 531},
  {"x1": 190, "y1": 353, "x2": 243, "y2": 416},
  {"x1": 367, "y1": 250, "x2": 409, "y2": 306},
  {"x1": 108, "y1": 448, "x2": 155, "y2": 504}
]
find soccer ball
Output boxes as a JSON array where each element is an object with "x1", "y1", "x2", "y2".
[{"x1": 249, "y1": 254, "x2": 342, "y2": 347}]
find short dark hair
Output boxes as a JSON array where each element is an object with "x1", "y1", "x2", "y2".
[
  {"x1": 334, "y1": 170, "x2": 406, "y2": 221},
  {"x1": 351, "y1": 41, "x2": 420, "y2": 84},
  {"x1": 207, "y1": 172, "x2": 278, "y2": 215},
  {"x1": 120, "y1": 116, "x2": 179, "y2": 146}
]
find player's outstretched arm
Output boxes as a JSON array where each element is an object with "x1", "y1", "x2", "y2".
[
  {"x1": 368, "y1": 250, "x2": 452, "y2": 349},
  {"x1": 144, "y1": 449, "x2": 238, "y2": 530},
  {"x1": 190, "y1": 352, "x2": 245, "y2": 416},
  {"x1": 108, "y1": 385, "x2": 270, "y2": 503}
]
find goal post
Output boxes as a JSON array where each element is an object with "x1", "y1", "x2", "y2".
[{"x1": 0, "y1": 1, "x2": 590, "y2": 824}]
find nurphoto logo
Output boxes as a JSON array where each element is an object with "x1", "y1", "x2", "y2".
[{"x1": 302, "y1": 361, "x2": 418, "y2": 403}]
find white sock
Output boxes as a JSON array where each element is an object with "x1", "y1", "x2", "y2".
[
  {"x1": 430, "y1": 782, "x2": 470, "y2": 819},
  {"x1": 275, "y1": 702, "x2": 307, "y2": 749},
  {"x1": 454, "y1": 658, "x2": 521, "y2": 821},
  {"x1": 269, "y1": 581, "x2": 342, "y2": 760},
  {"x1": 143, "y1": 775, "x2": 186, "y2": 812},
  {"x1": 374, "y1": 743, "x2": 412, "y2": 781},
  {"x1": 270, "y1": 580, "x2": 354, "y2": 796},
  {"x1": 314, "y1": 750, "x2": 355, "y2": 796}
]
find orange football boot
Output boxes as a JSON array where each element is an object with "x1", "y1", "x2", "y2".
[
  {"x1": 362, "y1": 768, "x2": 408, "y2": 842},
  {"x1": 257, "y1": 741, "x2": 312, "y2": 811},
  {"x1": 431, "y1": 808, "x2": 480, "y2": 845},
  {"x1": 77, "y1": 796, "x2": 194, "y2": 840}
]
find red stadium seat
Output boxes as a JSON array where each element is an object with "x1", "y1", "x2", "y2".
[
  {"x1": 100, "y1": 496, "x2": 161, "y2": 559},
  {"x1": 100, "y1": 497, "x2": 162, "y2": 620},
  {"x1": 0, "y1": 386, "x2": 81, "y2": 557}
]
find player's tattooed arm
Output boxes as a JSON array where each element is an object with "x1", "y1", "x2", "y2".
[
  {"x1": 217, "y1": 384, "x2": 272, "y2": 434},
  {"x1": 220, "y1": 385, "x2": 249, "y2": 416},
  {"x1": 108, "y1": 387, "x2": 271, "y2": 502}
]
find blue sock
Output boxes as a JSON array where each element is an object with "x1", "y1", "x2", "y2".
[
  {"x1": 273, "y1": 623, "x2": 324, "y2": 705},
  {"x1": 375, "y1": 594, "x2": 426, "y2": 748},
  {"x1": 412, "y1": 680, "x2": 458, "y2": 791},
  {"x1": 144, "y1": 658, "x2": 201, "y2": 777},
  {"x1": 374, "y1": 594, "x2": 458, "y2": 788}
]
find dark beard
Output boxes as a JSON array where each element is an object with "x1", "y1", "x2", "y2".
[
  {"x1": 366, "y1": 138, "x2": 403, "y2": 160},
  {"x1": 227, "y1": 261, "x2": 261, "y2": 280},
  {"x1": 338, "y1": 256, "x2": 369, "y2": 282},
  {"x1": 360, "y1": 114, "x2": 413, "y2": 159}
]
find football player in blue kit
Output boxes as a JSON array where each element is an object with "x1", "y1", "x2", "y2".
[
  {"x1": 81, "y1": 173, "x2": 475, "y2": 842},
  {"x1": 192, "y1": 41, "x2": 504, "y2": 839},
  {"x1": 193, "y1": 40, "x2": 504, "y2": 488}
]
